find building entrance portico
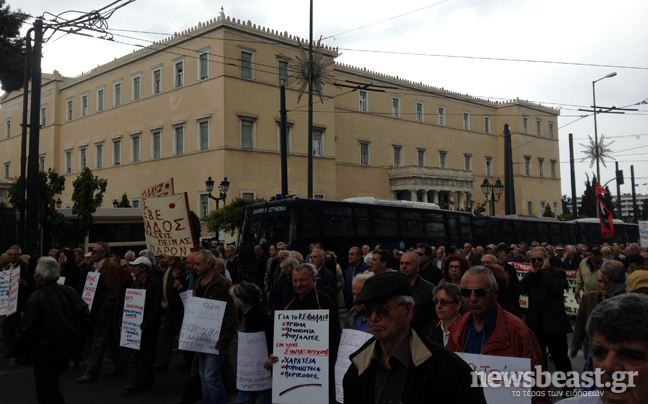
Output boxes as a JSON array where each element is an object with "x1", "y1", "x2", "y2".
[{"x1": 389, "y1": 166, "x2": 475, "y2": 211}]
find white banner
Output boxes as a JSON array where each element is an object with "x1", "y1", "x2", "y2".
[
  {"x1": 0, "y1": 267, "x2": 19, "y2": 316},
  {"x1": 120, "y1": 288, "x2": 147, "y2": 349},
  {"x1": 81, "y1": 272, "x2": 100, "y2": 311},
  {"x1": 178, "y1": 296, "x2": 227, "y2": 354},
  {"x1": 141, "y1": 178, "x2": 174, "y2": 198},
  {"x1": 334, "y1": 329, "x2": 372, "y2": 403},
  {"x1": 237, "y1": 331, "x2": 272, "y2": 391},
  {"x1": 639, "y1": 221, "x2": 648, "y2": 247},
  {"x1": 272, "y1": 310, "x2": 329, "y2": 404},
  {"x1": 142, "y1": 193, "x2": 196, "y2": 257}
]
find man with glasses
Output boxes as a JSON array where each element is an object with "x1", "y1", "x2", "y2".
[
  {"x1": 343, "y1": 272, "x2": 485, "y2": 403},
  {"x1": 517, "y1": 247, "x2": 572, "y2": 378},
  {"x1": 77, "y1": 242, "x2": 127, "y2": 383}
]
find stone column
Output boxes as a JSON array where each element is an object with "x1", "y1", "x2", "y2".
[
  {"x1": 421, "y1": 190, "x2": 428, "y2": 203},
  {"x1": 431, "y1": 190, "x2": 439, "y2": 204},
  {"x1": 410, "y1": 190, "x2": 417, "y2": 202},
  {"x1": 458, "y1": 191, "x2": 465, "y2": 210}
]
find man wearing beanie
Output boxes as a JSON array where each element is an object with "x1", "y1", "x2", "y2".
[{"x1": 343, "y1": 272, "x2": 486, "y2": 404}]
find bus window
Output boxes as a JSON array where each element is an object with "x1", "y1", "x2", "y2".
[
  {"x1": 446, "y1": 216, "x2": 460, "y2": 242},
  {"x1": 323, "y1": 215, "x2": 354, "y2": 236},
  {"x1": 323, "y1": 206, "x2": 353, "y2": 216},
  {"x1": 459, "y1": 215, "x2": 473, "y2": 242},
  {"x1": 425, "y1": 221, "x2": 445, "y2": 239},
  {"x1": 375, "y1": 218, "x2": 399, "y2": 237},
  {"x1": 356, "y1": 217, "x2": 372, "y2": 237},
  {"x1": 301, "y1": 208, "x2": 320, "y2": 238},
  {"x1": 402, "y1": 220, "x2": 424, "y2": 238}
]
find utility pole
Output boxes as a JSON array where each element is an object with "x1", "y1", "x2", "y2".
[
  {"x1": 19, "y1": 30, "x2": 33, "y2": 247},
  {"x1": 307, "y1": 0, "x2": 314, "y2": 198},
  {"x1": 569, "y1": 134, "x2": 578, "y2": 218},
  {"x1": 615, "y1": 162, "x2": 623, "y2": 219},
  {"x1": 280, "y1": 84, "x2": 288, "y2": 198}
]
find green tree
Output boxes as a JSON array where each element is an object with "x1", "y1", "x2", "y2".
[
  {"x1": 472, "y1": 200, "x2": 487, "y2": 216},
  {"x1": 206, "y1": 197, "x2": 265, "y2": 234},
  {"x1": 0, "y1": 0, "x2": 27, "y2": 93},
  {"x1": 116, "y1": 193, "x2": 131, "y2": 207},
  {"x1": 561, "y1": 194, "x2": 571, "y2": 216},
  {"x1": 579, "y1": 174, "x2": 615, "y2": 218},
  {"x1": 542, "y1": 204, "x2": 554, "y2": 217},
  {"x1": 72, "y1": 168, "x2": 108, "y2": 242}
]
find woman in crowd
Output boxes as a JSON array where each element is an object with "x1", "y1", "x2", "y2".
[
  {"x1": 426, "y1": 283, "x2": 465, "y2": 346},
  {"x1": 441, "y1": 254, "x2": 470, "y2": 287}
]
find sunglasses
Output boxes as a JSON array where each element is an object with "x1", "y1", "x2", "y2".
[
  {"x1": 460, "y1": 288, "x2": 491, "y2": 298},
  {"x1": 530, "y1": 258, "x2": 544, "y2": 263},
  {"x1": 359, "y1": 302, "x2": 404, "y2": 318}
]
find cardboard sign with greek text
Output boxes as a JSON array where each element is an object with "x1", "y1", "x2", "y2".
[
  {"x1": 178, "y1": 296, "x2": 227, "y2": 354},
  {"x1": 272, "y1": 310, "x2": 329, "y2": 404},
  {"x1": 334, "y1": 329, "x2": 372, "y2": 403},
  {"x1": 141, "y1": 178, "x2": 174, "y2": 198},
  {"x1": 120, "y1": 288, "x2": 146, "y2": 349},
  {"x1": 142, "y1": 193, "x2": 196, "y2": 258},
  {"x1": 0, "y1": 267, "x2": 18, "y2": 316},
  {"x1": 237, "y1": 331, "x2": 272, "y2": 391},
  {"x1": 81, "y1": 272, "x2": 100, "y2": 311}
]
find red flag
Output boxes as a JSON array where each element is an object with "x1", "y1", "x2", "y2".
[{"x1": 595, "y1": 182, "x2": 614, "y2": 239}]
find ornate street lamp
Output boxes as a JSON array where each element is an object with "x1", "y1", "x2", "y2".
[
  {"x1": 205, "y1": 176, "x2": 230, "y2": 210},
  {"x1": 481, "y1": 178, "x2": 505, "y2": 216}
]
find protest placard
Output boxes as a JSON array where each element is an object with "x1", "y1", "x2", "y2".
[
  {"x1": 513, "y1": 262, "x2": 579, "y2": 315},
  {"x1": 179, "y1": 290, "x2": 192, "y2": 306},
  {"x1": 237, "y1": 331, "x2": 272, "y2": 391},
  {"x1": 57, "y1": 276, "x2": 66, "y2": 285},
  {"x1": 142, "y1": 193, "x2": 196, "y2": 258},
  {"x1": 81, "y1": 272, "x2": 100, "y2": 311},
  {"x1": 334, "y1": 329, "x2": 372, "y2": 403},
  {"x1": 120, "y1": 289, "x2": 147, "y2": 349},
  {"x1": 640, "y1": 221, "x2": 648, "y2": 247},
  {"x1": 456, "y1": 352, "x2": 531, "y2": 404},
  {"x1": 6, "y1": 267, "x2": 19, "y2": 316},
  {"x1": 0, "y1": 268, "x2": 14, "y2": 316},
  {"x1": 272, "y1": 310, "x2": 329, "y2": 404},
  {"x1": 178, "y1": 296, "x2": 227, "y2": 354},
  {"x1": 141, "y1": 178, "x2": 174, "y2": 198}
]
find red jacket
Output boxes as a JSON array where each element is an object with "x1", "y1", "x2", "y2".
[{"x1": 446, "y1": 304, "x2": 550, "y2": 404}]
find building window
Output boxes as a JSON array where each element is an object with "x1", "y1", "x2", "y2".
[
  {"x1": 551, "y1": 160, "x2": 557, "y2": 179},
  {"x1": 393, "y1": 146, "x2": 402, "y2": 167},
  {"x1": 464, "y1": 154, "x2": 472, "y2": 171},
  {"x1": 152, "y1": 68, "x2": 162, "y2": 94},
  {"x1": 527, "y1": 201, "x2": 533, "y2": 215},
  {"x1": 80, "y1": 148, "x2": 87, "y2": 170},
  {"x1": 113, "y1": 140, "x2": 121, "y2": 166},
  {"x1": 537, "y1": 120, "x2": 541, "y2": 136},
  {"x1": 392, "y1": 97, "x2": 401, "y2": 118},
  {"x1": 198, "y1": 121, "x2": 209, "y2": 151},
  {"x1": 277, "y1": 123, "x2": 293, "y2": 153},
  {"x1": 174, "y1": 126, "x2": 185, "y2": 155},
  {"x1": 39, "y1": 155, "x2": 45, "y2": 172},
  {"x1": 523, "y1": 117, "x2": 528, "y2": 134},
  {"x1": 314, "y1": 194, "x2": 325, "y2": 200},
  {"x1": 132, "y1": 75, "x2": 141, "y2": 100},
  {"x1": 312, "y1": 129, "x2": 324, "y2": 157},
  {"x1": 113, "y1": 81, "x2": 122, "y2": 106},
  {"x1": 484, "y1": 116, "x2": 491, "y2": 134},
  {"x1": 485, "y1": 157, "x2": 493, "y2": 176},
  {"x1": 132, "y1": 135, "x2": 141, "y2": 162},
  {"x1": 131, "y1": 199, "x2": 140, "y2": 208},
  {"x1": 463, "y1": 112, "x2": 470, "y2": 130},
  {"x1": 5, "y1": 119, "x2": 10, "y2": 138},
  {"x1": 65, "y1": 151, "x2": 72, "y2": 173},
  {"x1": 416, "y1": 102, "x2": 424, "y2": 122},
  {"x1": 438, "y1": 107, "x2": 446, "y2": 126},
  {"x1": 240, "y1": 118, "x2": 255, "y2": 149},
  {"x1": 278, "y1": 59, "x2": 288, "y2": 85},
  {"x1": 525, "y1": 156, "x2": 531, "y2": 175},
  {"x1": 199, "y1": 193, "x2": 209, "y2": 220},
  {"x1": 97, "y1": 88, "x2": 104, "y2": 112},
  {"x1": 241, "y1": 192, "x2": 256, "y2": 200},
  {"x1": 359, "y1": 90, "x2": 368, "y2": 112},
  {"x1": 80, "y1": 94, "x2": 88, "y2": 117},
  {"x1": 3, "y1": 163, "x2": 9, "y2": 178},
  {"x1": 152, "y1": 131, "x2": 161, "y2": 159},
  {"x1": 174, "y1": 60, "x2": 184, "y2": 88},
  {"x1": 359, "y1": 142, "x2": 370, "y2": 166},
  {"x1": 553, "y1": 202, "x2": 558, "y2": 215},
  {"x1": 198, "y1": 51, "x2": 209, "y2": 80},
  {"x1": 439, "y1": 151, "x2": 447, "y2": 169},
  {"x1": 96, "y1": 144, "x2": 104, "y2": 169},
  {"x1": 240, "y1": 50, "x2": 253, "y2": 79},
  {"x1": 67, "y1": 99, "x2": 73, "y2": 121},
  {"x1": 538, "y1": 158, "x2": 544, "y2": 177},
  {"x1": 417, "y1": 149, "x2": 426, "y2": 167},
  {"x1": 541, "y1": 202, "x2": 546, "y2": 214},
  {"x1": 40, "y1": 106, "x2": 46, "y2": 126},
  {"x1": 549, "y1": 122, "x2": 554, "y2": 139}
]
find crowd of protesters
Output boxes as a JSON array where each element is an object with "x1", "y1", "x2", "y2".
[{"x1": 2, "y1": 237, "x2": 648, "y2": 404}]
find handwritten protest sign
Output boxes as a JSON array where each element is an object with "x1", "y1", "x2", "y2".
[
  {"x1": 334, "y1": 329, "x2": 372, "y2": 403},
  {"x1": 141, "y1": 178, "x2": 174, "y2": 198},
  {"x1": 0, "y1": 268, "x2": 18, "y2": 316},
  {"x1": 512, "y1": 262, "x2": 579, "y2": 315},
  {"x1": 640, "y1": 221, "x2": 648, "y2": 247},
  {"x1": 57, "y1": 276, "x2": 66, "y2": 285},
  {"x1": 272, "y1": 310, "x2": 329, "y2": 404},
  {"x1": 82, "y1": 272, "x2": 100, "y2": 311},
  {"x1": 120, "y1": 289, "x2": 147, "y2": 349},
  {"x1": 457, "y1": 352, "x2": 531, "y2": 404},
  {"x1": 5, "y1": 267, "x2": 20, "y2": 316},
  {"x1": 237, "y1": 331, "x2": 272, "y2": 391},
  {"x1": 142, "y1": 193, "x2": 196, "y2": 257},
  {"x1": 179, "y1": 290, "x2": 192, "y2": 306},
  {"x1": 178, "y1": 296, "x2": 226, "y2": 354}
]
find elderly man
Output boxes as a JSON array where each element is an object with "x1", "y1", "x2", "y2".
[
  {"x1": 9, "y1": 257, "x2": 91, "y2": 404},
  {"x1": 368, "y1": 249, "x2": 393, "y2": 275},
  {"x1": 576, "y1": 246, "x2": 603, "y2": 302},
  {"x1": 343, "y1": 272, "x2": 374, "y2": 332},
  {"x1": 562, "y1": 244, "x2": 582, "y2": 270},
  {"x1": 343, "y1": 272, "x2": 486, "y2": 403},
  {"x1": 570, "y1": 271, "x2": 607, "y2": 360},
  {"x1": 224, "y1": 245, "x2": 245, "y2": 284},
  {"x1": 193, "y1": 250, "x2": 238, "y2": 404},
  {"x1": 561, "y1": 293, "x2": 648, "y2": 404},
  {"x1": 78, "y1": 242, "x2": 127, "y2": 383},
  {"x1": 431, "y1": 245, "x2": 445, "y2": 270},
  {"x1": 517, "y1": 247, "x2": 572, "y2": 377},
  {"x1": 446, "y1": 266, "x2": 548, "y2": 404},
  {"x1": 626, "y1": 254, "x2": 646, "y2": 274},
  {"x1": 599, "y1": 260, "x2": 626, "y2": 298},
  {"x1": 309, "y1": 248, "x2": 336, "y2": 290},
  {"x1": 344, "y1": 246, "x2": 368, "y2": 310},
  {"x1": 399, "y1": 251, "x2": 436, "y2": 335},
  {"x1": 463, "y1": 242, "x2": 481, "y2": 266}
]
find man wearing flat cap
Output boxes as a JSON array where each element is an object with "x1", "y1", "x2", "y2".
[{"x1": 343, "y1": 272, "x2": 486, "y2": 404}]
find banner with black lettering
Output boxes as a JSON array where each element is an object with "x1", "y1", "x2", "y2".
[{"x1": 142, "y1": 193, "x2": 197, "y2": 257}]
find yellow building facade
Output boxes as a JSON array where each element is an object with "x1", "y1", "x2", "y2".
[{"x1": 0, "y1": 12, "x2": 562, "y2": 225}]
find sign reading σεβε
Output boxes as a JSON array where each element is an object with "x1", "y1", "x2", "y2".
[
  {"x1": 81, "y1": 272, "x2": 100, "y2": 311},
  {"x1": 141, "y1": 178, "x2": 174, "y2": 198},
  {"x1": 142, "y1": 193, "x2": 196, "y2": 258},
  {"x1": 272, "y1": 310, "x2": 329, "y2": 404},
  {"x1": 334, "y1": 329, "x2": 372, "y2": 403},
  {"x1": 178, "y1": 296, "x2": 227, "y2": 354},
  {"x1": 237, "y1": 331, "x2": 272, "y2": 391},
  {"x1": 120, "y1": 288, "x2": 146, "y2": 349}
]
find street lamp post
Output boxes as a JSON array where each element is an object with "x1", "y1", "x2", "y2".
[
  {"x1": 481, "y1": 178, "x2": 505, "y2": 216},
  {"x1": 592, "y1": 72, "x2": 617, "y2": 180},
  {"x1": 205, "y1": 176, "x2": 230, "y2": 210}
]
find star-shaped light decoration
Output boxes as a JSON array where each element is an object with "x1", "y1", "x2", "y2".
[
  {"x1": 290, "y1": 37, "x2": 335, "y2": 104},
  {"x1": 579, "y1": 135, "x2": 615, "y2": 168}
]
